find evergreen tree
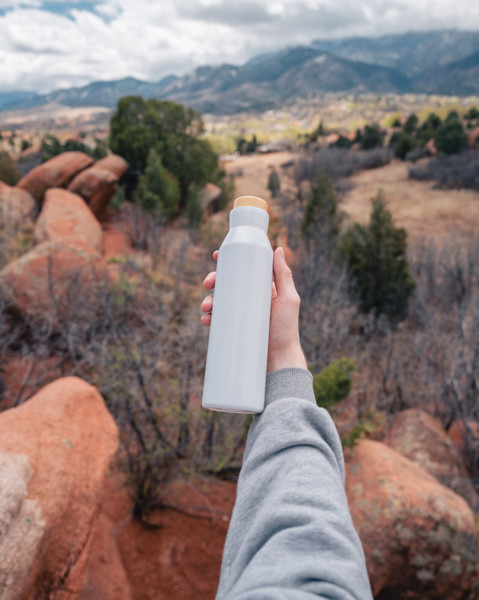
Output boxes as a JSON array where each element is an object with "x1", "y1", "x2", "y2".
[
  {"x1": 136, "y1": 149, "x2": 180, "y2": 220},
  {"x1": 301, "y1": 171, "x2": 342, "y2": 241},
  {"x1": 435, "y1": 114, "x2": 468, "y2": 155},
  {"x1": 403, "y1": 113, "x2": 418, "y2": 134},
  {"x1": 267, "y1": 168, "x2": 280, "y2": 198},
  {"x1": 340, "y1": 192, "x2": 416, "y2": 322},
  {"x1": 360, "y1": 124, "x2": 384, "y2": 150}
]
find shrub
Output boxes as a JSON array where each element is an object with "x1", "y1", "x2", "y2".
[
  {"x1": 312, "y1": 358, "x2": 357, "y2": 411},
  {"x1": 340, "y1": 192, "x2": 416, "y2": 322},
  {"x1": 409, "y1": 152, "x2": 479, "y2": 191},
  {"x1": 0, "y1": 151, "x2": 20, "y2": 185}
]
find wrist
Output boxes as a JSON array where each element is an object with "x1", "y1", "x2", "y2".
[{"x1": 267, "y1": 343, "x2": 307, "y2": 373}]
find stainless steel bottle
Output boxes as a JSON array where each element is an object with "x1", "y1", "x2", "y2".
[{"x1": 202, "y1": 196, "x2": 273, "y2": 413}]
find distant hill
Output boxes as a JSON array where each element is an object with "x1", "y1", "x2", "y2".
[
  {"x1": 0, "y1": 91, "x2": 39, "y2": 110},
  {"x1": 311, "y1": 30, "x2": 479, "y2": 77},
  {"x1": 2, "y1": 30, "x2": 479, "y2": 116},
  {"x1": 413, "y1": 50, "x2": 479, "y2": 95},
  {"x1": 4, "y1": 76, "x2": 178, "y2": 111},
  {"x1": 161, "y1": 47, "x2": 409, "y2": 113}
]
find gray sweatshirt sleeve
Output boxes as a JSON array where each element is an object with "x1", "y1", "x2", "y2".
[{"x1": 216, "y1": 368, "x2": 373, "y2": 600}]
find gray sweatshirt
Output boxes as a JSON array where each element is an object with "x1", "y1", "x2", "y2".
[{"x1": 216, "y1": 368, "x2": 373, "y2": 599}]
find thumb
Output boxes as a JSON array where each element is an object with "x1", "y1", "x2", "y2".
[{"x1": 273, "y1": 247, "x2": 298, "y2": 298}]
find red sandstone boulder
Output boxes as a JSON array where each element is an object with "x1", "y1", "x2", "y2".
[
  {"x1": 68, "y1": 166, "x2": 118, "y2": 220},
  {"x1": 16, "y1": 152, "x2": 93, "y2": 205},
  {"x1": 34, "y1": 188, "x2": 103, "y2": 253},
  {"x1": 386, "y1": 409, "x2": 479, "y2": 510},
  {"x1": 0, "y1": 241, "x2": 109, "y2": 326},
  {"x1": 94, "y1": 154, "x2": 129, "y2": 179},
  {"x1": 0, "y1": 181, "x2": 36, "y2": 227},
  {"x1": 0, "y1": 377, "x2": 118, "y2": 599},
  {"x1": 346, "y1": 439, "x2": 478, "y2": 599}
]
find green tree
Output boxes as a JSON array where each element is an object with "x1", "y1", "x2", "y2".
[
  {"x1": 301, "y1": 171, "x2": 342, "y2": 240},
  {"x1": 435, "y1": 114, "x2": 468, "y2": 155},
  {"x1": 267, "y1": 168, "x2": 280, "y2": 198},
  {"x1": 393, "y1": 132, "x2": 415, "y2": 159},
  {"x1": 136, "y1": 149, "x2": 180, "y2": 220},
  {"x1": 313, "y1": 358, "x2": 357, "y2": 412},
  {"x1": 403, "y1": 113, "x2": 418, "y2": 134},
  {"x1": 110, "y1": 96, "x2": 220, "y2": 209},
  {"x1": 360, "y1": 124, "x2": 384, "y2": 150},
  {"x1": 340, "y1": 192, "x2": 416, "y2": 322},
  {"x1": 0, "y1": 151, "x2": 21, "y2": 185}
]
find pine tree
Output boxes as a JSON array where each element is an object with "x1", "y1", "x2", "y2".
[
  {"x1": 301, "y1": 171, "x2": 342, "y2": 241},
  {"x1": 340, "y1": 192, "x2": 416, "y2": 322},
  {"x1": 267, "y1": 168, "x2": 280, "y2": 198},
  {"x1": 136, "y1": 149, "x2": 180, "y2": 220}
]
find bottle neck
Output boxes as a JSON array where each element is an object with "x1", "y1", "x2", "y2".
[{"x1": 229, "y1": 206, "x2": 269, "y2": 232}]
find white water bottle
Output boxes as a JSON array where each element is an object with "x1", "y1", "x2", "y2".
[{"x1": 202, "y1": 196, "x2": 273, "y2": 413}]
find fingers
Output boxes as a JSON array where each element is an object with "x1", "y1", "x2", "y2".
[
  {"x1": 201, "y1": 313, "x2": 212, "y2": 326},
  {"x1": 203, "y1": 271, "x2": 216, "y2": 290},
  {"x1": 201, "y1": 294, "x2": 213, "y2": 314},
  {"x1": 213, "y1": 250, "x2": 218, "y2": 261},
  {"x1": 273, "y1": 247, "x2": 298, "y2": 299}
]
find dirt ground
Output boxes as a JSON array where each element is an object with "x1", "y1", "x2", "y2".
[{"x1": 225, "y1": 152, "x2": 479, "y2": 243}]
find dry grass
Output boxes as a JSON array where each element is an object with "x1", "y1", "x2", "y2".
[
  {"x1": 226, "y1": 152, "x2": 479, "y2": 243},
  {"x1": 340, "y1": 159, "x2": 479, "y2": 243}
]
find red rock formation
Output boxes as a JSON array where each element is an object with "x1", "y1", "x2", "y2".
[
  {"x1": 386, "y1": 409, "x2": 479, "y2": 510},
  {"x1": 34, "y1": 188, "x2": 103, "y2": 254},
  {"x1": 16, "y1": 151, "x2": 93, "y2": 205},
  {"x1": 346, "y1": 439, "x2": 478, "y2": 599},
  {"x1": 68, "y1": 166, "x2": 118, "y2": 220},
  {"x1": 0, "y1": 241, "x2": 109, "y2": 326},
  {"x1": 80, "y1": 473, "x2": 235, "y2": 600},
  {"x1": 94, "y1": 154, "x2": 129, "y2": 179},
  {"x1": 0, "y1": 377, "x2": 118, "y2": 599},
  {"x1": 0, "y1": 181, "x2": 36, "y2": 227}
]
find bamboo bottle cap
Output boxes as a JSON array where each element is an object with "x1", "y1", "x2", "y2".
[{"x1": 234, "y1": 196, "x2": 268, "y2": 211}]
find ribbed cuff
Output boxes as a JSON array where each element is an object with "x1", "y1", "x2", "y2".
[{"x1": 265, "y1": 368, "x2": 316, "y2": 408}]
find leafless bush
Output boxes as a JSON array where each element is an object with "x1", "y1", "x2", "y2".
[
  {"x1": 409, "y1": 152, "x2": 479, "y2": 191},
  {"x1": 294, "y1": 147, "x2": 392, "y2": 185}
]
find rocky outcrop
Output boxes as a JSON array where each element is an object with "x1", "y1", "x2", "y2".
[
  {"x1": 346, "y1": 439, "x2": 478, "y2": 600},
  {"x1": 0, "y1": 182, "x2": 36, "y2": 228},
  {"x1": 16, "y1": 152, "x2": 93, "y2": 205},
  {"x1": 0, "y1": 241, "x2": 108, "y2": 326},
  {"x1": 68, "y1": 166, "x2": 118, "y2": 220},
  {"x1": 386, "y1": 409, "x2": 479, "y2": 510},
  {"x1": 0, "y1": 377, "x2": 118, "y2": 600},
  {"x1": 34, "y1": 188, "x2": 103, "y2": 254},
  {"x1": 94, "y1": 154, "x2": 129, "y2": 180}
]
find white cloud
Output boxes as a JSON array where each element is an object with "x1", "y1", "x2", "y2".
[{"x1": 0, "y1": 0, "x2": 478, "y2": 93}]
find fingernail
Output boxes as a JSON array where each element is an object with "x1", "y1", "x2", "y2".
[{"x1": 279, "y1": 247, "x2": 285, "y2": 260}]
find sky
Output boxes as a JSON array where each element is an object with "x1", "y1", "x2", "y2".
[{"x1": 0, "y1": 0, "x2": 478, "y2": 94}]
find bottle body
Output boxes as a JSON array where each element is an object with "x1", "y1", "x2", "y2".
[{"x1": 202, "y1": 205, "x2": 273, "y2": 413}]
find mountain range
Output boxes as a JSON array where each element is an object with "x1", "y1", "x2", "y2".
[{"x1": 2, "y1": 30, "x2": 479, "y2": 115}]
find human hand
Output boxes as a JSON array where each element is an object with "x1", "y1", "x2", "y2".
[{"x1": 201, "y1": 247, "x2": 307, "y2": 373}]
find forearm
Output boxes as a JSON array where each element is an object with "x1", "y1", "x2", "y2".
[{"x1": 216, "y1": 368, "x2": 372, "y2": 600}]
